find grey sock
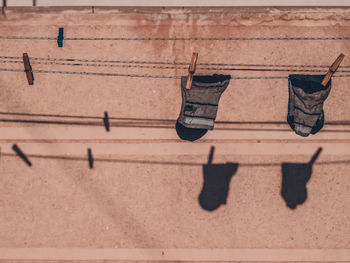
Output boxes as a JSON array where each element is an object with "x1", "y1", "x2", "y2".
[
  {"x1": 177, "y1": 74, "x2": 231, "y2": 131},
  {"x1": 287, "y1": 74, "x2": 331, "y2": 137}
]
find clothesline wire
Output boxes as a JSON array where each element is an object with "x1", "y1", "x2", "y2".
[
  {"x1": 2, "y1": 36, "x2": 350, "y2": 41},
  {"x1": 2, "y1": 60, "x2": 350, "y2": 73},
  {"x1": 2, "y1": 67, "x2": 350, "y2": 80},
  {"x1": 0, "y1": 68, "x2": 179, "y2": 79},
  {"x1": 2, "y1": 119, "x2": 350, "y2": 133},
  {"x1": 1, "y1": 112, "x2": 350, "y2": 126},
  {"x1": 1, "y1": 55, "x2": 350, "y2": 68}
]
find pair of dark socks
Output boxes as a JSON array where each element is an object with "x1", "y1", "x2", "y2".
[{"x1": 177, "y1": 74, "x2": 332, "y2": 141}]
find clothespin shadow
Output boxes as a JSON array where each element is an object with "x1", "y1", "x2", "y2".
[
  {"x1": 57, "y1": 27, "x2": 64, "y2": 47},
  {"x1": 23, "y1": 53, "x2": 34, "y2": 85},
  {"x1": 88, "y1": 148, "x2": 93, "y2": 169},
  {"x1": 103, "y1": 111, "x2": 110, "y2": 132},
  {"x1": 185, "y1": 52, "x2": 198, "y2": 90},
  {"x1": 1, "y1": 0, "x2": 6, "y2": 15},
  {"x1": 199, "y1": 146, "x2": 239, "y2": 211},
  {"x1": 281, "y1": 147, "x2": 322, "y2": 209},
  {"x1": 12, "y1": 144, "x2": 32, "y2": 167},
  {"x1": 321, "y1": 53, "x2": 345, "y2": 86}
]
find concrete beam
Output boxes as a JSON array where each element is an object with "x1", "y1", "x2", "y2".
[
  {"x1": 31, "y1": 0, "x2": 350, "y2": 7},
  {"x1": 1, "y1": 248, "x2": 350, "y2": 261},
  {"x1": 7, "y1": 0, "x2": 32, "y2": 6}
]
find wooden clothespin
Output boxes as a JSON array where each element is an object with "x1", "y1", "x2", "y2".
[
  {"x1": 185, "y1": 52, "x2": 198, "y2": 90},
  {"x1": 57, "y1": 27, "x2": 64, "y2": 47},
  {"x1": 12, "y1": 144, "x2": 32, "y2": 167},
  {"x1": 23, "y1": 53, "x2": 34, "y2": 85},
  {"x1": 87, "y1": 148, "x2": 93, "y2": 169},
  {"x1": 103, "y1": 111, "x2": 110, "y2": 132},
  {"x1": 321, "y1": 53, "x2": 345, "y2": 87}
]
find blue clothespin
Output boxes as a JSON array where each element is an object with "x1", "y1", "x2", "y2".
[{"x1": 57, "y1": 27, "x2": 64, "y2": 47}]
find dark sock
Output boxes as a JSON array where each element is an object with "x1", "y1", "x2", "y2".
[{"x1": 175, "y1": 121, "x2": 208, "y2": 141}]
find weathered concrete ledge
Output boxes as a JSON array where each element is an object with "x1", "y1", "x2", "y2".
[{"x1": 2, "y1": 7, "x2": 350, "y2": 26}]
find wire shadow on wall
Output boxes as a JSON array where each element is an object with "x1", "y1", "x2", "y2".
[
  {"x1": 198, "y1": 146, "x2": 239, "y2": 211},
  {"x1": 3, "y1": 144, "x2": 346, "y2": 212},
  {"x1": 281, "y1": 147, "x2": 322, "y2": 209}
]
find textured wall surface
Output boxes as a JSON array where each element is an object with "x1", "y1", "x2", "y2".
[{"x1": 0, "y1": 7, "x2": 349, "y2": 262}]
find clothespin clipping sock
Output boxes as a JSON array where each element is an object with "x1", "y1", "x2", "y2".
[
  {"x1": 57, "y1": 27, "x2": 64, "y2": 47},
  {"x1": 103, "y1": 111, "x2": 110, "y2": 132},
  {"x1": 88, "y1": 148, "x2": 93, "y2": 169},
  {"x1": 321, "y1": 53, "x2": 345, "y2": 87},
  {"x1": 185, "y1": 52, "x2": 198, "y2": 90},
  {"x1": 23, "y1": 53, "x2": 34, "y2": 85}
]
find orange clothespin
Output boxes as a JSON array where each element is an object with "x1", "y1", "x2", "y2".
[
  {"x1": 22, "y1": 53, "x2": 34, "y2": 85},
  {"x1": 321, "y1": 53, "x2": 345, "y2": 87},
  {"x1": 185, "y1": 52, "x2": 198, "y2": 90}
]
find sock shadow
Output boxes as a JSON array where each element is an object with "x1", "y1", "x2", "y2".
[
  {"x1": 198, "y1": 146, "x2": 239, "y2": 211},
  {"x1": 281, "y1": 147, "x2": 322, "y2": 209}
]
